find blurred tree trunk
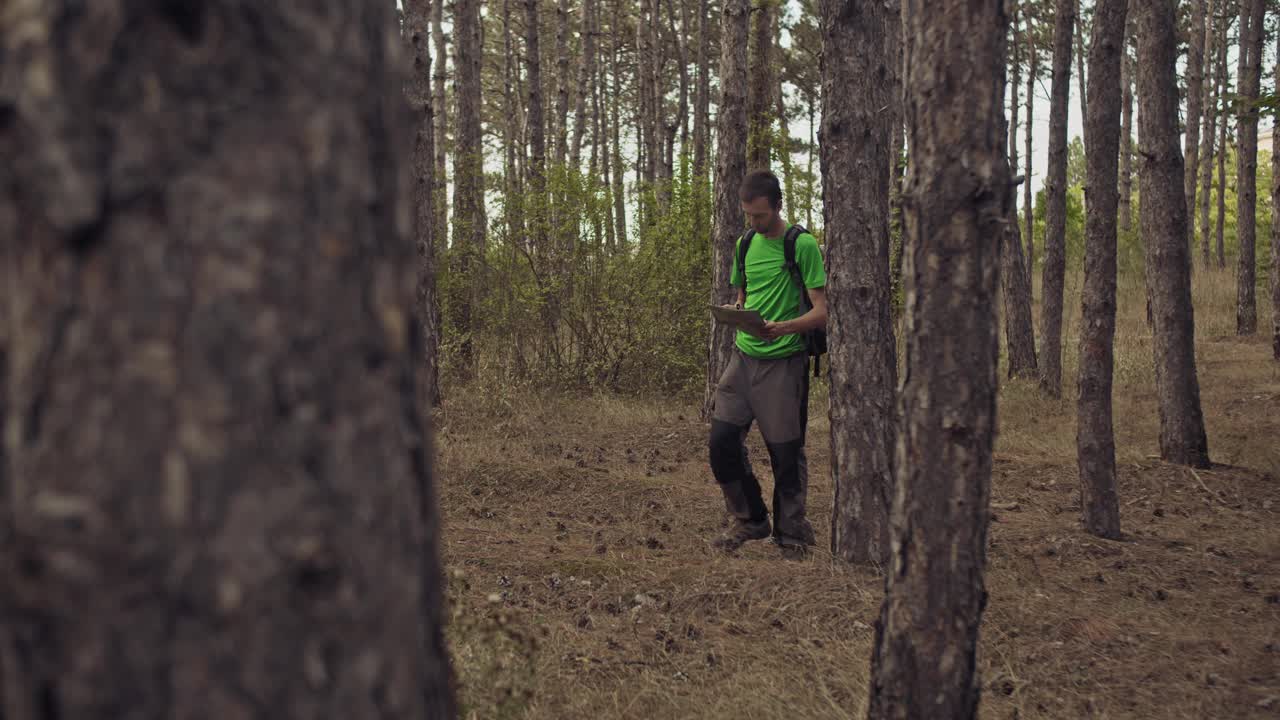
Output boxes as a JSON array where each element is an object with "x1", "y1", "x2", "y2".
[
  {"x1": 693, "y1": 0, "x2": 713, "y2": 181},
  {"x1": 1198, "y1": 0, "x2": 1220, "y2": 269},
  {"x1": 611, "y1": 0, "x2": 629, "y2": 246},
  {"x1": 526, "y1": 0, "x2": 549, "y2": 254},
  {"x1": 1040, "y1": 0, "x2": 1075, "y2": 399},
  {"x1": 407, "y1": 0, "x2": 443, "y2": 409},
  {"x1": 676, "y1": 0, "x2": 693, "y2": 160},
  {"x1": 820, "y1": 0, "x2": 897, "y2": 566},
  {"x1": 1236, "y1": 0, "x2": 1265, "y2": 336},
  {"x1": 1025, "y1": 26, "x2": 1037, "y2": 277},
  {"x1": 1004, "y1": 0, "x2": 1039, "y2": 381},
  {"x1": 452, "y1": 0, "x2": 486, "y2": 380},
  {"x1": 867, "y1": 0, "x2": 1007, "y2": 714},
  {"x1": 571, "y1": 0, "x2": 598, "y2": 171},
  {"x1": 1216, "y1": 9, "x2": 1230, "y2": 269},
  {"x1": 748, "y1": 0, "x2": 775, "y2": 169},
  {"x1": 1185, "y1": 0, "x2": 1207, "y2": 259},
  {"x1": 554, "y1": 0, "x2": 572, "y2": 167},
  {"x1": 1136, "y1": 0, "x2": 1212, "y2": 469},
  {"x1": 1077, "y1": 0, "x2": 1128, "y2": 541},
  {"x1": 0, "y1": 2, "x2": 454, "y2": 716},
  {"x1": 1273, "y1": 28, "x2": 1280, "y2": 361},
  {"x1": 703, "y1": 0, "x2": 750, "y2": 421},
  {"x1": 1076, "y1": 0, "x2": 1088, "y2": 151},
  {"x1": 503, "y1": 0, "x2": 527, "y2": 251}
]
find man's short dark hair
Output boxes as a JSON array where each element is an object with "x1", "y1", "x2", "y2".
[{"x1": 739, "y1": 170, "x2": 783, "y2": 209}]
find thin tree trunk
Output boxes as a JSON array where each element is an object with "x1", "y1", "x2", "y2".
[
  {"x1": 611, "y1": 0, "x2": 629, "y2": 246},
  {"x1": 1076, "y1": 0, "x2": 1088, "y2": 150},
  {"x1": 1040, "y1": 0, "x2": 1075, "y2": 399},
  {"x1": 748, "y1": 0, "x2": 775, "y2": 169},
  {"x1": 1274, "y1": 28, "x2": 1280, "y2": 361},
  {"x1": 1236, "y1": 0, "x2": 1265, "y2": 336},
  {"x1": 526, "y1": 0, "x2": 550, "y2": 260},
  {"x1": 407, "y1": 0, "x2": 443, "y2": 409},
  {"x1": 1185, "y1": 0, "x2": 1207, "y2": 257},
  {"x1": 1216, "y1": 10, "x2": 1230, "y2": 269},
  {"x1": 675, "y1": 0, "x2": 693, "y2": 160},
  {"x1": 867, "y1": 0, "x2": 1007, "y2": 714},
  {"x1": 1136, "y1": 0, "x2": 1212, "y2": 469},
  {"x1": 571, "y1": 0, "x2": 598, "y2": 171},
  {"x1": 0, "y1": 3, "x2": 455, "y2": 716},
  {"x1": 820, "y1": 0, "x2": 897, "y2": 567},
  {"x1": 1005, "y1": 0, "x2": 1039, "y2": 380},
  {"x1": 693, "y1": 0, "x2": 713, "y2": 180},
  {"x1": 1025, "y1": 29, "x2": 1037, "y2": 277},
  {"x1": 433, "y1": 0, "x2": 450, "y2": 239},
  {"x1": 1077, "y1": 0, "x2": 1128, "y2": 540},
  {"x1": 1198, "y1": 0, "x2": 1220, "y2": 269},
  {"x1": 703, "y1": 0, "x2": 751, "y2": 421},
  {"x1": 1120, "y1": 19, "x2": 1134, "y2": 234},
  {"x1": 503, "y1": 0, "x2": 526, "y2": 255},
  {"x1": 554, "y1": 0, "x2": 572, "y2": 167},
  {"x1": 453, "y1": 0, "x2": 486, "y2": 380}
]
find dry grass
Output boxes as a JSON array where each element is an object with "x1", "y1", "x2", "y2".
[{"x1": 436, "y1": 271, "x2": 1280, "y2": 719}]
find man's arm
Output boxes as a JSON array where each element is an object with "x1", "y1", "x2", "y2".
[{"x1": 760, "y1": 287, "x2": 827, "y2": 339}]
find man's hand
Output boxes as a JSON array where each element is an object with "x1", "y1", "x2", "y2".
[{"x1": 759, "y1": 320, "x2": 791, "y2": 341}]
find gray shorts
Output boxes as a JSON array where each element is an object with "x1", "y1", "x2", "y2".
[{"x1": 711, "y1": 350, "x2": 809, "y2": 443}]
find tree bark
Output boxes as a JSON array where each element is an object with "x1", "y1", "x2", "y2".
[
  {"x1": 433, "y1": 0, "x2": 450, "y2": 240},
  {"x1": 703, "y1": 0, "x2": 751, "y2": 421},
  {"x1": 1273, "y1": 27, "x2": 1280, "y2": 361},
  {"x1": 554, "y1": 0, "x2": 572, "y2": 167},
  {"x1": 1040, "y1": 0, "x2": 1075, "y2": 399},
  {"x1": 407, "y1": 0, "x2": 443, "y2": 409},
  {"x1": 526, "y1": 0, "x2": 549, "y2": 253},
  {"x1": 453, "y1": 0, "x2": 486, "y2": 380},
  {"x1": 867, "y1": 0, "x2": 1007, "y2": 716},
  {"x1": 1003, "y1": 1, "x2": 1039, "y2": 381},
  {"x1": 1198, "y1": 0, "x2": 1220, "y2": 269},
  {"x1": 1216, "y1": 9, "x2": 1230, "y2": 269},
  {"x1": 819, "y1": 0, "x2": 897, "y2": 567},
  {"x1": 1076, "y1": 0, "x2": 1088, "y2": 150},
  {"x1": 675, "y1": 0, "x2": 693, "y2": 160},
  {"x1": 1236, "y1": 0, "x2": 1265, "y2": 336},
  {"x1": 1136, "y1": 0, "x2": 1212, "y2": 469},
  {"x1": 693, "y1": 0, "x2": 713, "y2": 180},
  {"x1": 0, "y1": 3, "x2": 455, "y2": 717},
  {"x1": 1184, "y1": 0, "x2": 1207, "y2": 258},
  {"x1": 1025, "y1": 28, "x2": 1037, "y2": 277},
  {"x1": 1077, "y1": 0, "x2": 1128, "y2": 541},
  {"x1": 610, "y1": 0, "x2": 629, "y2": 246},
  {"x1": 747, "y1": 0, "x2": 775, "y2": 169},
  {"x1": 1120, "y1": 19, "x2": 1134, "y2": 234},
  {"x1": 571, "y1": 0, "x2": 598, "y2": 171}
]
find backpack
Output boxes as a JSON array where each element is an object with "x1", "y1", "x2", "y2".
[{"x1": 737, "y1": 223, "x2": 828, "y2": 377}]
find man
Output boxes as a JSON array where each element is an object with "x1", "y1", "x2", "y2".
[{"x1": 709, "y1": 170, "x2": 828, "y2": 556}]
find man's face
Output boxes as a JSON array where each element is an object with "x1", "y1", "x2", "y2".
[{"x1": 741, "y1": 195, "x2": 778, "y2": 235}]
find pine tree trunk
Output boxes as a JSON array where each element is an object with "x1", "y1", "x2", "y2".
[
  {"x1": 1136, "y1": 0, "x2": 1212, "y2": 469},
  {"x1": 1216, "y1": 13, "x2": 1229, "y2": 270},
  {"x1": 1120, "y1": 21, "x2": 1134, "y2": 234},
  {"x1": 693, "y1": 0, "x2": 713, "y2": 180},
  {"x1": 747, "y1": 0, "x2": 775, "y2": 169},
  {"x1": 504, "y1": 0, "x2": 528, "y2": 253},
  {"x1": 407, "y1": 0, "x2": 443, "y2": 409},
  {"x1": 1076, "y1": 0, "x2": 1088, "y2": 150},
  {"x1": 453, "y1": 0, "x2": 487, "y2": 380},
  {"x1": 433, "y1": 0, "x2": 450, "y2": 240},
  {"x1": 571, "y1": 0, "x2": 598, "y2": 171},
  {"x1": 820, "y1": 0, "x2": 897, "y2": 567},
  {"x1": 526, "y1": 0, "x2": 549, "y2": 254},
  {"x1": 1236, "y1": 0, "x2": 1265, "y2": 336},
  {"x1": 611, "y1": 0, "x2": 629, "y2": 246},
  {"x1": 1005, "y1": 1, "x2": 1039, "y2": 380},
  {"x1": 554, "y1": 0, "x2": 572, "y2": 167},
  {"x1": 1076, "y1": 0, "x2": 1128, "y2": 541},
  {"x1": 1025, "y1": 31, "x2": 1037, "y2": 277},
  {"x1": 1274, "y1": 28, "x2": 1280, "y2": 360},
  {"x1": 1040, "y1": 0, "x2": 1075, "y2": 398},
  {"x1": 0, "y1": 3, "x2": 455, "y2": 716},
  {"x1": 702, "y1": 0, "x2": 751, "y2": 421},
  {"x1": 1184, "y1": 0, "x2": 1207, "y2": 256},
  {"x1": 867, "y1": 0, "x2": 1007, "y2": 714},
  {"x1": 676, "y1": 0, "x2": 693, "y2": 160},
  {"x1": 1198, "y1": 0, "x2": 1220, "y2": 269}
]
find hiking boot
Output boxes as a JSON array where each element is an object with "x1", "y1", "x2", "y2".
[
  {"x1": 711, "y1": 518, "x2": 771, "y2": 551},
  {"x1": 774, "y1": 517, "x2": 817, "y2": 548}
]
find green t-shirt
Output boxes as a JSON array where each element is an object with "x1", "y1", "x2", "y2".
[{"x1": 730, "y1": 224, "x2": 826, "y2": 359}]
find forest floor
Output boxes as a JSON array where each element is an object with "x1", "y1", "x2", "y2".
[{"x1": 435, "y1": 269, "x2": 1280, "y2": 720}]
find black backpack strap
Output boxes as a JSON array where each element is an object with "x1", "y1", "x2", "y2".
[
  {"x1": 783, "y1": 224, "x2": 809, "y2": 307},
  {"x1": 737, "y1": 228, "x2": 755, "y2": 293}
]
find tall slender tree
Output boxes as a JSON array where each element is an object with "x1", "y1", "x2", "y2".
[
  {"x1": 0, "y1": 2, "x2": 454, "y2": 715},
  {"x1": 526, "y1": 0, "x2": 549, "y2": 254},
  {"x1": 1185, "y1": 0, "x2": 1209, "y2": 257},
  {"x1": 433, "y1": 0, "x2": 450, "y2": 237},
  {"x1": 693, "y1": 0, "x2": 713, "y2": 181},
  {"x1": 453, "y1": 0, "x2": 487, "y2": 379},
  {"x1": 1273, "y1": 28, "x2": 1280, "y2": 361},
  {"x1": 407, "y1": 0, "x2": 443, "y2": 408},
  {"x1": 610, "y1": 0, "x2": 629, "y2": 246},
  {"x1": 1025, "y1": 23, "x2": 1038, "y2": 276},
  {"x1": 1120, "y1": 19, "x2": 1134, "y2": 233},
  {"x1": 1077, "y1": 0, "x2": 1128, "y2": 541},
  {"x1": 703, "y1": 0, "x2": 751, "y2": 420},
  {"x1": 571, "y1": 0, "x2": 599, "y2": 171},
  {"x1": 1005, "y1": 0, "x2": 1040, "y2": 381},
  {"x1": 1136, "y1": 0, "x2": 1212, "y2": 469},
  {"x1": 1216, "y1": 7, "x2": 1231, "y2": 269},
  {"x1": 748, "y1": 0, "x2": 776, "y2": 169},
  {"x1": 554, "y1": 0, "x2": 573, "y2": 166},
  {"x1": 1199, "y1": 0, "x2": 1222, "y2": 268},
  {"x1": 867, "y1": 0, "x2": 1007, "y2": 715},
  {"x1": 1236, "y1": 0, "x2": 1265, "y2": 336},
  {"x1": 820, "y1": 0, "x2": 897, "y2": 566},
  {"x1": 1076, "y1": 0, "x2": 1088, "y2": 150},
  {"x1": 1040, "y1": 0, "x2": 1076, "y2": 399}
]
